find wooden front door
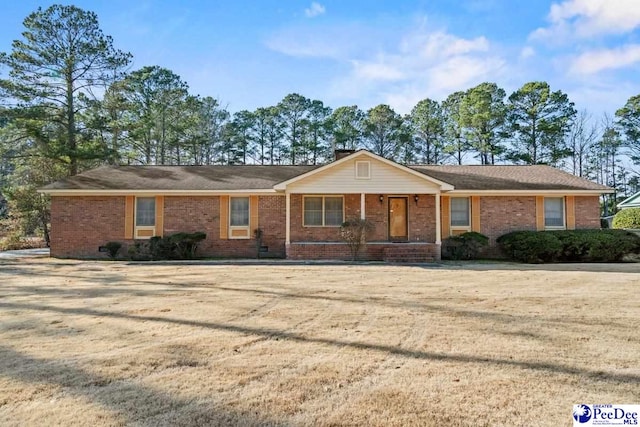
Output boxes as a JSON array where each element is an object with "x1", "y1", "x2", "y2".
[{"x1": 388, "y1": 197, "x2": 408, "y2": 241}]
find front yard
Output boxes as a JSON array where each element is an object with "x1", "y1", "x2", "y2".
[{"x1": 0, "y1": 259, "x2": 638, "y2": 426}]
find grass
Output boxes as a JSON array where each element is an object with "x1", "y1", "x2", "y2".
[{"x1": 0, "y1": 259, "x2": 638, "y2": 426}]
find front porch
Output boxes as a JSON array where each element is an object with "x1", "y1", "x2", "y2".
[{"x1": 275, "y1": 151, "x2": 453, "y2": 262}]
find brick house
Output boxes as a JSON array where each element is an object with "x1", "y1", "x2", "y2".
[{"x1": 40, "y1": 150, "x2": 612, "y2": 261}]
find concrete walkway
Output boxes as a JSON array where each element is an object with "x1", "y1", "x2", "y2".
[{"x1": 0, "y1": 248, "x2": 50, "y2": 259}]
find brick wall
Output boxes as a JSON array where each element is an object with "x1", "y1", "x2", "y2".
[
  {"x1": 162, "y1": 195, "x2": 286, "y2": 258},
  {"x1": 478, "y1": 196, "x2": 537, "y2": 244},
  {"x1": 289, "y1": 194, "x2": 360, "y2": 242},
  {"x1": 50, "y1": 193, "x2": 602, "y2": 260},
  {"x1": 257, "y1": 195, "x2": 286, "y2": 257},
  {"x1": 51, "y1": 195, "x2": 286, "y2": 259},
  {"x1": 574, "y1": 196, "x2": 601, "y2": 228},
  {"x1": 50, "y1": 196, "x2": 127, "y2": 258}
]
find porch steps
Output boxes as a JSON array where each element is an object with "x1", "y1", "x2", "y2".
[{"x1": 383, "y1": 244, "x2": 435, "y2": 263}]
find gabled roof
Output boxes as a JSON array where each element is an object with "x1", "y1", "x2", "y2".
[
  {"x1": 411, "y1": 165, "x2": 612, "y2": 192},
  {"x1": 618, "y1": 191, "x2": 640, "y2": 209},
  {"x1": 273, "y1": 150, "x2": 455, "y2": 191},
  {"x1": 41, "y1": 165, "x2": 318, "y2": 192}
]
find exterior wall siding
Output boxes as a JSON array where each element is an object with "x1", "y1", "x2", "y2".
[
  {"x1": 50, "y1": 196, "x2": 127, "y2": 258},
  {"x1": 478, "y1": 196, "x2": 538, "y2": 244},
  {"x1": 51, "y1": 195, "x2": 286, "y2": 259},
  {"x1": 287, "y1": 154, "x2": 441, "y2": 194},
  {"x1": 574, "y1": 196, "x2": 601, "y2": 229},
  {"x1": 50, "y1": 193, "x2": 603, "y2": 260}
]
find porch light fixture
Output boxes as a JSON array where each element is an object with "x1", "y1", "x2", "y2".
[
  {"x1": 379, "y1": 195, "x2": 384, "y2": 203},
  {"x1": 414, "y1": 195, "x2": 419, "y2": 205}
]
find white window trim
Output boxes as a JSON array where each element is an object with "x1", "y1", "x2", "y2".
[
  {"x1": 544, "y1": 197, "x2": 566, "y2": 230},
  {"x1": 134, "y1": 197, "x2": 156, "y2": 239},
  {"x1": 229, "y1": 196, "x2": 251, "y2": 239},
  {"x1": 303, "y1": 195, "x2": 345, "y2": 227},
  {"x1": 450, "y1": 197, "x2": 471, "y2": 231},
  {"x1": 355, "y1": 161, "x2": 371, "y2": 179}
]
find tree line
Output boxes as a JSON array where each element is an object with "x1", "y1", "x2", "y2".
[{"x1": 1, "y1": 5, "x2": 640, "y2": 242}]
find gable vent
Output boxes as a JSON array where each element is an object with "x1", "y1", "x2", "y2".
[{"x1": 355, "y1": 161, "x2": 371, "y2": 179}]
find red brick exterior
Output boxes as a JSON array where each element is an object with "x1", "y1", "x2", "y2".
[
  {"x1": 50, "y1": 193, "x2": 603, "y2": 260},
  {"x1": 50, "y1": 196, "x2": 126, "y2": 258},
  {"x1": 478, "y1": 196, "x2": 537, "y2": 244},
  {"x1": 289, "y1": 194, "x2": 360, "y2": 242},
  {"x1": 50, "y1": 195, "x2": 286, "y2": 259},
  {"x1": 574, "y1": 196, "x2": 601, "y2": 228}
]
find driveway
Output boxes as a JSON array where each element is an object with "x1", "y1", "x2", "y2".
[{"x1": 0, "y1": 248, "x2": 50, "y2": 259}]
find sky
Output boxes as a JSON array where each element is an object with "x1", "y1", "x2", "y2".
[{"x1": 0, "y1": 0, "x2": 639, "y2": 116}]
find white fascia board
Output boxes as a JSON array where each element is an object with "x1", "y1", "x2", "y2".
[{"x1": 444, "y1": 189, "x2": 613, "y2": 196}]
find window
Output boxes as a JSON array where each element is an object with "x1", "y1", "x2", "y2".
[
  {"x1": 136, "y1": 197, "x2": 155, "y2": 227},
  {"x1": 450, "y1": 197, "x2": 470, "y2": 227},
  {"x1": 544, "y1": 197, "x2": 565, "y2": 228},
  {"x1": 355, "y1": 161, "x2": 371, "y2": 179},
  {"x1": 304, "y1": 196, "x2": 344, "y2": 226},
  {"x1": 230, "y1": 197, "x2": 249, "y2": 226}
]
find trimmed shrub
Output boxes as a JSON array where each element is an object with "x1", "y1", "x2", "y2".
[
  {"x1": 497, "y1": 231, "x2": 562, "y2": 263},
  {"x1": 573, "y1": 229, "x2": 640, "y2": 262},
  {"x1": 612, "y1": 208, "x2": 640, "y2": 229},
  {"x1": 169, "y1": 232, "x2": 207, "y2": 259},
  {"x1": 104, "y1": 241, "x2": 122, "y2": 259},
  {"x1": 497, "y1": 229, "x2": 640, "y2": 263},
  {"x1": 128, "y1": 232, "x2": 207, "y2": 260},
  {"x1": 442, "y1": 231, "x2": 489, "y2": 260}
]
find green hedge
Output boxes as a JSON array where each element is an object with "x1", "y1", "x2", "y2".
[
  {"x1": 127, "y1": 232, "x2": 207, "y2": 260},
  {"x1": 442, "y1": 231, "x2": 489, "y2": 260},
  {"x1": 497, "y1": 229, "x2": 640, "y2": 263},
  {"x1": 612, "y1": 208, "x2": 640, "y2": 229}
]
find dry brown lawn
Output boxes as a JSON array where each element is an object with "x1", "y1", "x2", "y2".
[{"x1": 0, "y1": 259, "x2": 638, "y2": 426}]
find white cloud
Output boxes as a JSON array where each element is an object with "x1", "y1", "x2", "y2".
[
  {"x1": 531, "y1": 0, "x2": 640, "y2": 41},
  {"x1": 520, "y1": 46, "x2": 535, "y2": 59},
  {"x1": 304, "y1": 2, "x2": 325, "y2": 18},
  {"x1": 569, "y1": 44, "x2": 640, "y2": 75},
  {"x1": 333, "y1": 29, "x2": 505, "y2": 112},
  {"x1": 351, "y1": 60, "x2": 405, "y2": 81},
  {"x1": 265, "y1": 23, "x2": 366, "y2": 59}
]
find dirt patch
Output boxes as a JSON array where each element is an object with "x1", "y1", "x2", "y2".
[{"x1": 0, "y1": 259, "x2": 638, "y2": 426}]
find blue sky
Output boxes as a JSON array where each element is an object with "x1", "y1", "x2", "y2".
[{"x1": 1, "y1": 0, "x2": 639, "y2": 116}]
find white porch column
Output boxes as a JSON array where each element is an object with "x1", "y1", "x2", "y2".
[
  {"x1": 285, "y1": 191, "x2": 291, "y2": 245},
  {"x1": 360, "y1": 193, "x2": 366, "y2": 220},
  {"x1": 435, "y1": 191, "x2": 441, "y2": 244}
]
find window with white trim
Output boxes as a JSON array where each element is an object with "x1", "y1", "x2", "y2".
[
  {"x1": 229, "y1": 197, "x2": 250, "y2": 239},
  {"x1": 450, "y1": 197, "x2": 470, "y2": 228},
  {"x1": 135, "y1": 197, "x2": 156, "y2": 239},
  {"x1": 303, "y1": 196, "x2": 344, "y2": 226},
  {"x1": 230, "y1": 197, "x2": 249, "y2": 226},
  {"x1": 544, "y1": 197, "x2": 565, "y2": 228},
  {"x1": 136, "y1": 197, "x2": 155, "y2": 226},
  {"x1": 355, "y1": 161, "x2": 371, "y2": 179}
]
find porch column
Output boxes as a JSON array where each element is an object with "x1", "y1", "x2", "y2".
[
  {"x1": 285, "y1": 191, "x2": 291, "y2": 245},
  {"x1": 435, "y1": 192, "x2": 441, "y2": 244},
  {"x1": 360, "y1": 193, "x2": 366, "y2": 220}
]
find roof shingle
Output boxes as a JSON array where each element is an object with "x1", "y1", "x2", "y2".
[
  {"x1": 41, "y1": 163, "x2": 610, "y2": 192},
  {"x1": 410, "y1": 165, "x2": 610, "y2": 191}
]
